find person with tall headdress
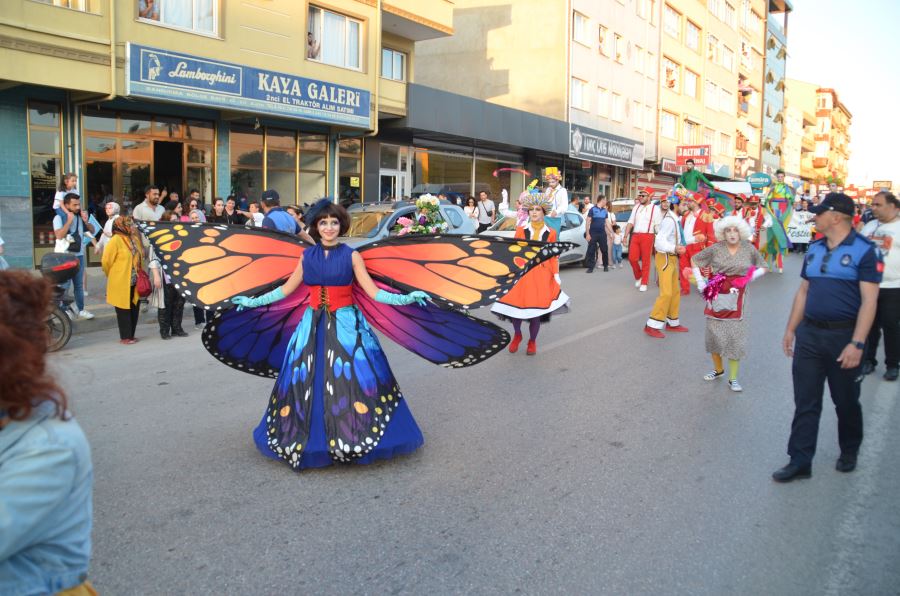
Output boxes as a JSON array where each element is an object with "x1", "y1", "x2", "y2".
[
  {"x1": 491, "y1": 192, "x2": 570, "y2": 355},
  {"x1": 542, "y1": 167, "x2": 569, "y2": 217},
  {"x1": 763, "y1": 169, "x2": 794, "y2": 272}
]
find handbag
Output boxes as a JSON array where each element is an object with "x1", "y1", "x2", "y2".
[
  {"x1": 54, "y1": 236, "x2": 72, "y2": 253},
  {"x1": 135, "y1": 268, "x2": 152, "y2": 298}
]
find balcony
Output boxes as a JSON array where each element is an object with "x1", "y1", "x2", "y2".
[
  {"x1": 382, "y1": 0, "x2": 454, "y2": 41},
  {"x1": 813, "y1": 157, "x2": 828, "y2": 168}
]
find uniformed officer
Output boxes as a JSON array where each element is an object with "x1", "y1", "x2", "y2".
[{"x1": 774, "y1": 193, "x2": 883, "y2": 482}]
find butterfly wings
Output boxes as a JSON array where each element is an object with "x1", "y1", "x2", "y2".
[
  {"x1": 359, "y1": 235, "x2": 574, "y2": 310},
  {"x1": 138, "y1": 221, "x2": 306, "y2": 310},
  {"x1": 354, "y1": 282, "x2": 510, "y2": 368}
]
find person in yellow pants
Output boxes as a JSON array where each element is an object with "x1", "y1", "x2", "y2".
[{"x1": 645, "y1": 196, "x2": 690, "y2": 338}]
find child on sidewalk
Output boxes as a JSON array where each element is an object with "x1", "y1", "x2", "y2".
[{"x1": 612, "y1": 225, "x2": 624, "y2": 268}]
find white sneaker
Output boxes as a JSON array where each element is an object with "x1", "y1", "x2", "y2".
[
  {"x1": 639, "y1": 285, "x2": 648, "y2": 292},
  {"x1": 78, "y1": 310, "x2": 95, "y2": 320},
  {"x1": 728, "y1": 379, "x2": 743, "y2": 392},
  {"x1": 83, "y1": 290, "x2": 89, "y2": 297},
  {"x1": 634, "y1": 279, "x2": 641, "y2": 288}
]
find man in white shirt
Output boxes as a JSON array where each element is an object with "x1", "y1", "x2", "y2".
[
  {"x1": 860, "y1": 190, "x2": 900, "y2": 381},
  {"x1": 53, "y1": 193, "x2": 95, "y2": 320},
  {"x1": 132, "y1": 185, "x2": 164, "y2": 221},
  {"x1": 476, "y1": 191, "x2": 496, "y2": 233},
  {"x1": 624, "y1": 189, "x2": 662, "y2": 291},
  {"x1": 644, "y1": 197, "x2": 688, "y2": 338},
  {"x1": 543, "y1": 168, "x2": 569, "y2": 217}
]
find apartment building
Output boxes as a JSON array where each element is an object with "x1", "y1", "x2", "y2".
[
  {"x1": 781, "y1": 79, "x2": 814, "y2": 187},
  {"x1": 761, "y1": 0, "x2": 791, "y2": 174},
  {"x1": 0, "y1": 0, "x2": 453, "y2": 268},
  {"x1": 813, "y1": 87, "x2": 851, "y2": 185},
  {"x1": 649, "y1": 0, "x2": 766, "y2": 192},
  {"x1": 413, "y1": 0, "x2": 656, "y2": 201}
]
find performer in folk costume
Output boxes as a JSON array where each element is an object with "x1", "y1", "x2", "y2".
[
  {"x1": 644, "y1": 196, "x2": 690, "y2": 338},
  {"x1": 542, "y1": 167, "x2": 569, "y2": 217},
  {"x1": 139, "y1": 201, "x2": 570, "y2": 471},
  {"x1": 625, "y1": 189, "x2": 662, "y2": 292},
  {"x1": 763, "y1": 169, "x2": 795, "y2": 273},
  {"x1": 691, "y1": 216, "x2": 767, "y2": 392},
  {"x1": 676, "y1": 188, "x2": 717, "y2": 296},
  {"x1": 741, "y1": 194, "x2": 772, "y2": 251},
  {"x1": 731, "y1": 195, "x2": 746, "y2": 216},
  {"x1": 491, "y1": 192, "x2": 570, "y2": 355}
]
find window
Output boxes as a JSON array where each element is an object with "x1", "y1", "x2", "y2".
[
  {"x1": 571, "y1": 78, "x2": 589, "y2": 111},
  {"x1": 740, "y1": 0, "x2": 751, "y2": 30},
  {"x1": 705, "y1": 81, "x2": 718, "y2": 108},
  {"x1": 637, "y1": 0, "x2": 651, "y2": 19},
  {"x1": 683, "y1": 69, "x2": 698, "y2": 98},
  {"x1": 664, "y1": 5, "x2": 681, "y2": 39},
  {"x1": 574, "y1": 11, "x2": 591, "y2": 45},
  {"x1": 740, "y1": 40, "x2": 753, "y2": 69},
  {"x1": 660, "y1": 111, "x2": 677, "y2": 139},
  {"x1": 724, "y1": 2, "x2": 736, "y2": 28},
  {"x1": 650, "y1": 0, "x2": 658, "y2": 25},
  {"x1": 685, "y1": 21, "x2": 700, "y2": 51},
  {"x1": 308, "y1": 5, "x2": 362, "y2": 70},
  {"x1": 614, "y1": 33, "x2": 625, "y2": 62},
  {"x1": 708, "y1": 0, "x2": 721, "y2": 20},
  {"x1": 137, "y1": 0, "x2": 217, "y2": 36},
  {"x1": 381, "y1": 48, "x2": 406, "y2": 81},
  {"x1": 683, "y1": 120, "x2": 698, "y2": 144},
  {"x1": 718, "y1": 132, "x2": 732, "y2": 155},
  {"x1": 703, "y1": 127, "x2": 715, "y2": 148},
  {"x1": 28, "y1": 101, "x2": 63, "y2": 249},
  {"x1": 598, "y1": 25, "x2": 609, "y2": 56},
  {"x1": 646, "y1": 52, "x2": 656, "y2": 79},
  {"x1": 597, "y1": 87, "x2": 609, "y2": 117},
  {"x1": 34, "y1": 0, "x2": 100, "y2": 12},
  {"x1": 719, "y1": 88, "x2": 733, "y2": 112},
  {"x1": 663, "y1": 57, "x2": 680, "y2": 91},
  {"x1": 338, "y1": 138, "x2": 362, "y2": 204},
  {"x1": 707, "y1": 34, "x2": 719, "y2": 62},
  {"x1": 645, "y1": 105, "x2": 654, "y2": 131},
  {"x1": 633, "y1": 46, "x2": 644, "y2": 73},
  {"x1": 633, "y1": 100, "x2": 643, "y2": 129},
  {"x1": 721, "y1": 45, "x2": 734, "y2": 71},
  {"x1": 231, "y1": 127, "x2": 327, "y2": 204},
  {"x1": 611, "y1": 93, "x2": 625, "y2": 121}
]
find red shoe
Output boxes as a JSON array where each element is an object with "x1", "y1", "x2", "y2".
[
  {"x1": 526, "y1": 340, "x2": 537, "y2": 355},
  {"x1": 665, "y1": 324, "x2": 689, "y2": 333},
  {"x1": 509, "y1": 334, "x2": 523, "y2": 353},
  {"x1": 644, "y1": 326, "x2": 665, "y2": 339}
]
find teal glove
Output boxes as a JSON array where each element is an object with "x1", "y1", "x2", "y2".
[
  {"x1": 231, "y1": 287, "x2": 286, "y2": 311},
  {"x1": 375, "y1": 289, "x2": 430, "y2": 307}
]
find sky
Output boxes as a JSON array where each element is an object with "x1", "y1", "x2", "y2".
[{"x1": 785, "y1": 0, "x2": 900, "y2": 188}]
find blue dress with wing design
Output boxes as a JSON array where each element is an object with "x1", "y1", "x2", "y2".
[{"x1": 252, "y1": 243, "x2": 424, "y2": 469}]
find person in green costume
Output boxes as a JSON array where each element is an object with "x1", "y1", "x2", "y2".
[{"x1": 677, "y1": 159, "x2": 716, "y2": 192}]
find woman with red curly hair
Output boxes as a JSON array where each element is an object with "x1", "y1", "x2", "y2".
[{"x1": 0, "y1": 271, "x2": 95, "y2": 596}]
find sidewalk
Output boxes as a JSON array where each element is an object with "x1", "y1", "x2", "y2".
[{"x1": 70, "y1": 268, "x2": 171, "y2": 336}]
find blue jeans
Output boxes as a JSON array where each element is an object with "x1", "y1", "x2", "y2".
[
  {"x1": 71, "y1": 253, "x2": 85, "y2": 312},
  {"x1": 612, "y1": 244, "x2": 623, "y2": 264}
]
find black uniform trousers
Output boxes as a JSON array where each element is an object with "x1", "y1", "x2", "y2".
[
  {"x1": 585, "y1": 230, "x2": 608, "y2": 270},
  {"x1": 788, "y1": 321, "x2": 864, "y2": 466}
]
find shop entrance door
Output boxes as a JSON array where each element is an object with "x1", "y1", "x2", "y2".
[
  {"x1": 153, "y1": 141, "x2": 184, "y2": 197},
  {"x1": 379, "y1": 170, "x2": 408, "y2": 202}
]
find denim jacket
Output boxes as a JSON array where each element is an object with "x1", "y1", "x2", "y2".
[{"x1": 0, "y1": 404, "x2": 93, "y2": 596}]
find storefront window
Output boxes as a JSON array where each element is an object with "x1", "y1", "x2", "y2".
[
  {"x1": 28, "y1": 101, "x2": 62, "y2": 252},
  {"x1": 565, "y1": 159, "x2": 593, "y2": 198},
  {"x1": 474, "y1": 157, "x2": 525, "y2": 204},
  {"x1": 414, "y1": 150, "x2": 471, "y2": 199},
  {"x1": 338, "y1": 138, "x2": 362, "y2": 205},
  {"x1": 82, "y1": 108, "x2": 215, "y2": 208},
  {"x1": 299, "y1": 134, "x2": 327, "y2": 203},
  {"x1": 267, "y1": 128, "x2": 297, "y2": 204},
  {"x1": 230, "y1": 125, "x2": 264, "y2": 202}
]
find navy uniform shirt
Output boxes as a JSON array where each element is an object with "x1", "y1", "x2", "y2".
[
  {"x1": 261, "y1": 207, "x2": 301, "y2": 235},
  {"x1": 801, "y1": 230, "x2": 883, "y2": 321}
]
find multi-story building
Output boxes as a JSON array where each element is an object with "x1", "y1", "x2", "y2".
[
  {"x1": 648, "y1": 0, "x2": 766, "y2": 193},
  {"x1": 760, "y1": 0, "x2": 791, "y2": 174},
  {"x1": 813, "y1": 87, "x2": 851, "y2": 185},
  {"x1": 0, "y1": 0, "x2": 453, "y2": 268},
  {"x1": 782, "y1": 78, "x2": 816, "y2": 188},
  {"x1": 411, "y1": 0, "x2": 658, "y2": 202}
]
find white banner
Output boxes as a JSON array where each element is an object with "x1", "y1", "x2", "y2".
[{"x1": 786, "y1": 211, "x2": 814, "y2": 244}]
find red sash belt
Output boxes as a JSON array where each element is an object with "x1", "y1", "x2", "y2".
[
  {"x1": 703, "y1": 275, "x2": 746, "y2": 320},
  {"x1": 308, "y1": 284, "x2": 353, "y2": 311}
]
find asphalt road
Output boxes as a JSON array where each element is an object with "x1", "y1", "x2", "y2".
[{"x1": 52, "y1": 252, "x2": 900, "y2": 595}]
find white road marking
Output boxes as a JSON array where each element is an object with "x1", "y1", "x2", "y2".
[{"x1": 540, "y1": 308, "x2": 647, "y2": 352}]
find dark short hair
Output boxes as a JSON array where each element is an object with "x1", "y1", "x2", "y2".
[
  {"x1": 686, "y1": 159, "x2": 695, "y2": 164},
  {"x1": 776, "y1": 169, "x2": 785, "y2": 175},
  {"x1": 144, "y1": 184, "x2": 159, "y2": 195},
  {"x1": 189, "y1": 189, "x2": 200, "y2": 195},
  {"x1": 63, "y1": 192, "x2": 80, "y2": 204},
  {"x1": 307, "y1": 201, "x2": 349, "y2": 241},
  {"x1": 478, "y1": 190, "x2": 489, "y2": 197},
  {"x1": 213, "y1": 197, "x2": 224, "y2": 205},
  {"x1": 466, "y1": 196, "x2": 476, "y2": 206},
  {"x1": 875, "y1": 191, "x2": 899, "y2": 209}
]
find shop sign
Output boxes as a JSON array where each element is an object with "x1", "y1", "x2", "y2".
[
  {"x1": 569, "y1": 124, "x2": 644, "y2": 169},
  {"x1": 747, "y1": 172, "x2": 773, "y2": 188},
  {"x1": 675, "y1": 145, "x2": 711, "y2": 166},
  {"x1": 659, "y1": 159, "x2": 683, "y2": 176},
  {"x1": 872, "y1": 180, "x2": 892, "y2": 190},
  {"x1": 350, "y1": 176, "x2": 360, "y2": 188},
  {"x1": 126, "y1": 44, "x2": 371, "y2": 128}
]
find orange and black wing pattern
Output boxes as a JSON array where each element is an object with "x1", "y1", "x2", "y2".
[
  {"x1": 359, "y1": 235, "x2": 575, "y2": 310},
  {"x1": 138, "y1": 221, "x2": 307, "y2": 310}
]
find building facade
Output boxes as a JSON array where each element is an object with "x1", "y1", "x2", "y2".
[
  {"x1": 813, "y1": 87, "x2": 851, "y2": 186},
  {"x1": 760, "y1": 0, "x2": 791, "y2": 174},
  {"x1": 0, "y1": 0, "x2": 453, "y2": 268}
]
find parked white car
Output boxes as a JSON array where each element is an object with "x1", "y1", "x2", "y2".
[
  {"x1": 341, "y1": 201, "x2": 477, "y2": 248},
  {"x1": 479, "y1": 211, "x2": 588, "y2": 266}
]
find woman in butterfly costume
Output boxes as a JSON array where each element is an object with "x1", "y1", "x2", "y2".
[
  {"x1": 491, "y1": 192, "x2": 570, "y2": 355},
  {"x1": 139, "y1": 200, "x2": 571, "y2": 471}
]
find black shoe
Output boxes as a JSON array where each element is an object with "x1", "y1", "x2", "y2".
[
  {"x1": 603, "y1": 267, "x2": 609, "y2": 272},
  {"x1": 835, "y1": 454, "x2": 857, "y2": 473},
  {"x1": 172, "y1": 329, "x2": 189, "y2": 338},
  {"x1": 772, "y1": 463, "x2": 812, "y2": 483},
  {"x1": 861, "y1": 361, "x2": 875, "y2": 375},
  {"x1": 884, "y1": 367, "x2": 899, "y2": 381},
  {"x1": 585, "y1": 268, "x2": 594, "y2": 273},
  {"x1": 160, "y1": 334, "x2": 171, "y2": 340}
]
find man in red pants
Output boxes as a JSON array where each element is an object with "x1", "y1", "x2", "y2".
[
  {"x1": 624, "y1": 190, "x2": 661, "y2": 292},
  {"x1": 678, "y1": 194, "x2": 716, "y2": 295}
]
